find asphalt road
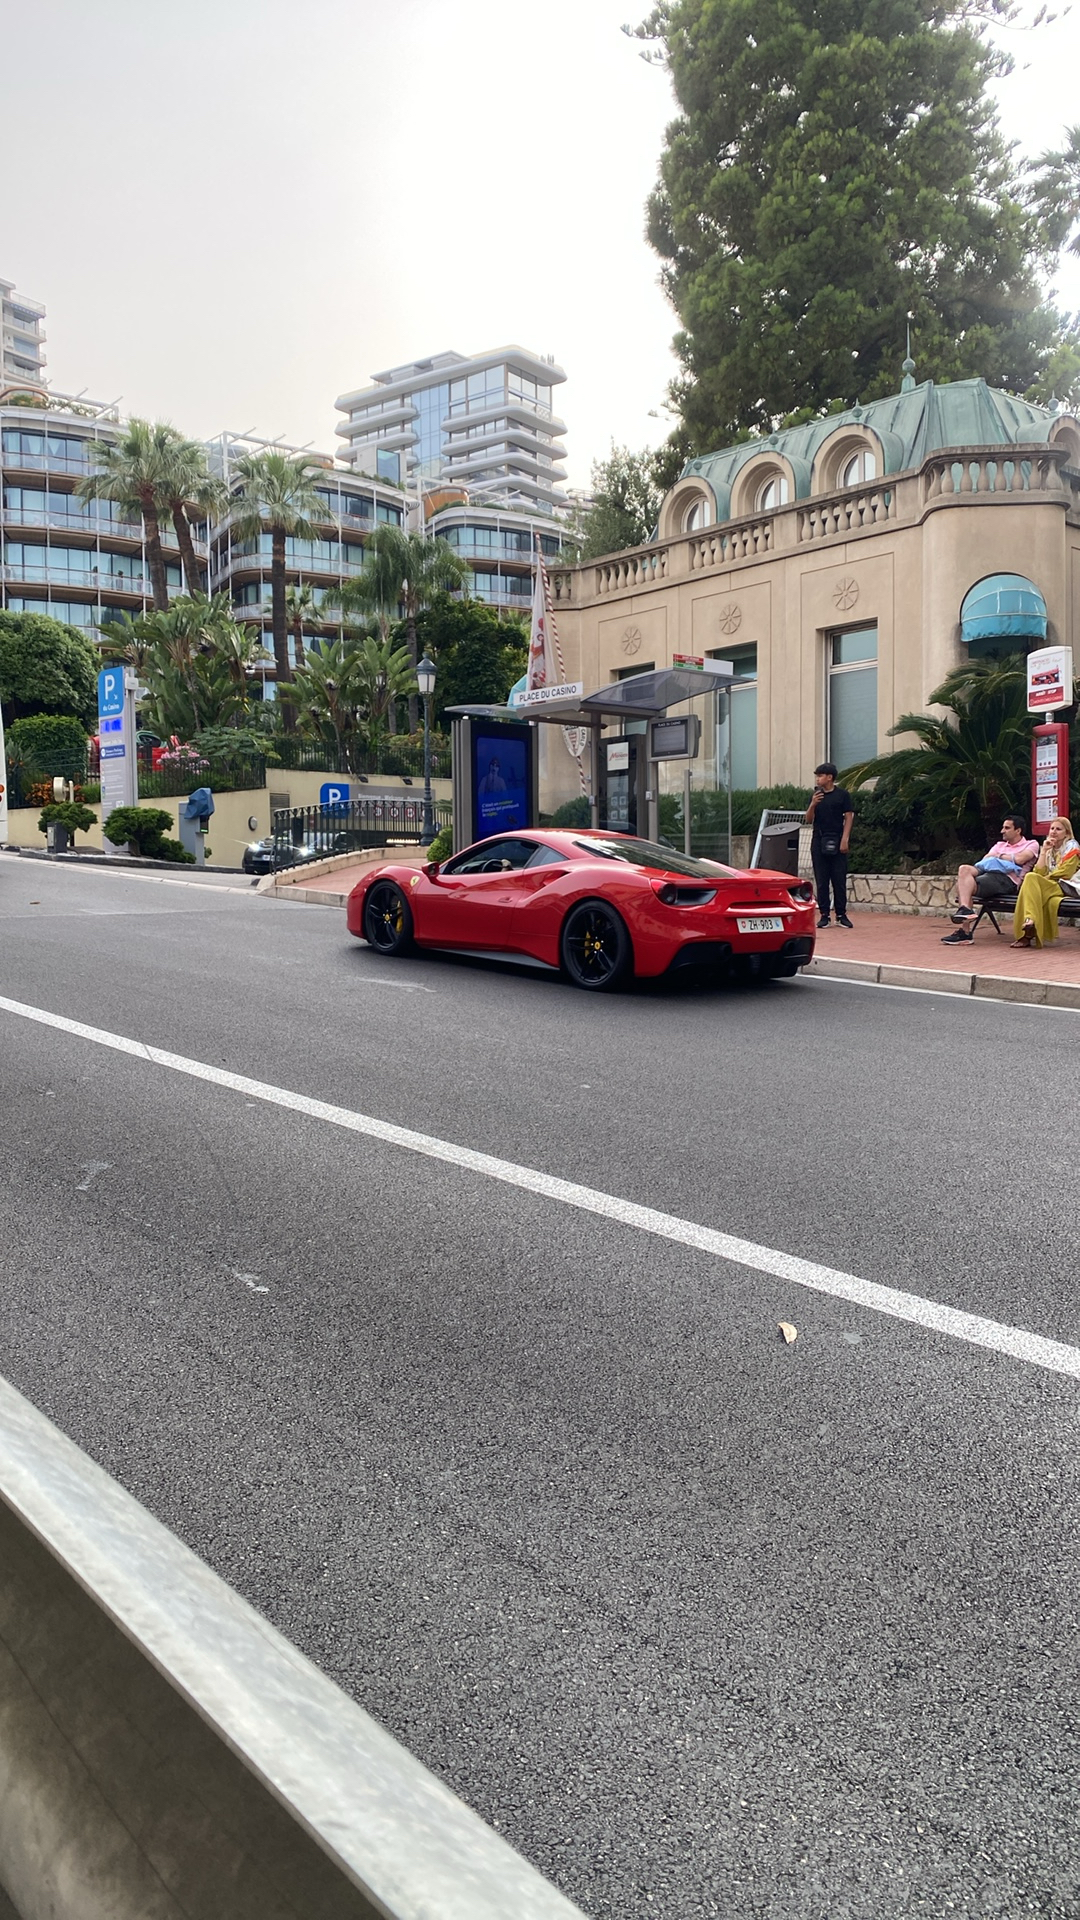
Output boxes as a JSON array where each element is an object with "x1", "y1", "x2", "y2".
[{"x1": 2, "y1": 852, "x2": 1079, "y2": 1920}]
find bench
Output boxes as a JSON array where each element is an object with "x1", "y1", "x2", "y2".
[{"x1": 969, "y1": 889, "x2": 1080, "y2": 936}]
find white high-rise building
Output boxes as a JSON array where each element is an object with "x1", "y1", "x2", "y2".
[
  {"x1": 1, "y1": 278, "x2": 48, "y2": 395},
  {"x1": 334, "y1": 346, "x2": 571, "y2": 614},
  {"x1": 335, "y1": 347, "x2": 568, "y2": 513}
]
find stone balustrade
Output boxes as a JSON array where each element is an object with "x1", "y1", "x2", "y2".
[
  {"x1": 921, "y1": 443, "x2": 1067, "y2": 502},
  {"x1": 798, "y1": 485, "x2": 895, "y2": 541},
  {"x1": 550, "y1": 442, "x2": 1075, "y2": 609},
  {"x1": 689, "y1": 518, "x2": 772, "y2": 568}
]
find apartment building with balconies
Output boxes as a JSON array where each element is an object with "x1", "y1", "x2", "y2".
[
  {"x1": 1, "y1": 278, "x2": 48, "y2": 397},
  {"x1": 205, "y1": 432, "x2": 406, "y2": 688},
  {"x1": 336, "y1": 347, "x2": 568, "y2": 506},
  {"x1": 334, "y1": 346, "x2": 572, "y2": 615},
  {"x1": 0, "y1": 392, "x2": 187, "y2": 633}
]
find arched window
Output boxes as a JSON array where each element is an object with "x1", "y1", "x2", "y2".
[
  {"x1": 756, "y1": 475, "x2": 789, "y2": 510},
  {"x1": 840, "y1": 449, "x2": 877, "y2": 487},
  {"x1": 684, "y1": 498, "x2": 708, "y2": 532}
]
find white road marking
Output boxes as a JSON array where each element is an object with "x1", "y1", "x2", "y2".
[
  {"x1": 3, "y1": 990, "x2": 1079, "y2": 1385},
  {"x1": 75, "y1": 1162, "x2": 110, "y2": 1191}
]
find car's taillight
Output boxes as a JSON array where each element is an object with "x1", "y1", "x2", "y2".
[
  {"x1": 789, "y1": 882, "x2": 813, "y2": 903},
  {"x1": 651, "y1": 880, "x2": 718, "y2": 906}
]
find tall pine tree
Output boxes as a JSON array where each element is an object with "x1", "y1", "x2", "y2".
[{"x1": 640, "y1": 0, "x2": 1079, "y2": 451}]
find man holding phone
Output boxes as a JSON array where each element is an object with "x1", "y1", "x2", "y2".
[{"x1": 805, "y1": 762, "x2": 855, "y2": 928}]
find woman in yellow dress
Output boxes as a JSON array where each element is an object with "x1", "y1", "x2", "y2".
[{"x1": 1011, "y1": 816, "x2": 1080, "y2": 947}]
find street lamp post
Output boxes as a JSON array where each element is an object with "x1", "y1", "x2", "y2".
[{"x1": 417, "y1": 651, "x2": 436, "y2": 843}]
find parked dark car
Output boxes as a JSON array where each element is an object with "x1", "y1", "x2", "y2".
[
  {"x1": 242, "y1": 836, "x2": 328, "y2": 877},
  {"x1": 243, "y1": 830, "x2": 378, "y2": 877}
]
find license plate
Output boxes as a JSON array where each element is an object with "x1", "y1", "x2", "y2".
[{"x1": 736, "y1": 915, "x2": 784, "y2": 934}]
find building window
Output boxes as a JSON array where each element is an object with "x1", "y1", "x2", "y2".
[
  {"x1": 756, "y1": 476, "x2": 789, "y2": 511},
  {"x1": 828, "y1": 626, "x2": 877, "y2": 768},
  {"x1": 840, "y1": 449, "x2": 877, "y2": 487},
  {"x1": 709, "y1": 645, "x2": 757, "y2": 789},
  {"x1": 376, "y1": 450, "x2": 399, "y2": 485},
  {"x1": 684, "y1": 499, "x2": 707, "y2": 532}
]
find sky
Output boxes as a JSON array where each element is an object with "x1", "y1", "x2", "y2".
[{"x1": 5, "y1": 0, "x2": 1080, "y2": 489}]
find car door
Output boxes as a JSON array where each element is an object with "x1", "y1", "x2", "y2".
[
  {"x1": 512, "y1": 843, "x2": 574, "y2": 963},
  {"x1": 422, "y1": 839, "x2": 539, "y2": 949}
]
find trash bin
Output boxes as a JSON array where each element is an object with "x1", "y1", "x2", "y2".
[{"x1": 757, "y1": 822, "x2": 800, "y2": 875}]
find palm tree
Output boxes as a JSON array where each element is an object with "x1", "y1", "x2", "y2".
[
  {"x1": 331, "y1": 526, "x2": 467, "y2": 731},
  {"x1": 159, "y1": 435, "x2": 227, "y2": 596},
  {"x1": 77, "y1": 418, "x2": 175, "y2": 610},
  {"x1": 289, "y1": 633, "x2": 416, "y2": 771},
  {"x1": 99, "y1": 594, "x2": 271, "y2": 737},
  {"x1": 847, "y1": 654, "x2": 1036, "y2": 844},
  {"x1": 283, "y1": 582, "x2": 324, "y2": 669},
  {"x1": 230, "y1": 450, "x2": 326, "y2": 728}
]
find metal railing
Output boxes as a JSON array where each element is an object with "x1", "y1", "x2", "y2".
[
  {"x1": 272, "y1": 795, "x2": 451, "y2": 868},
  {"x1": 268, "y1": 738, "x2": 451, "y2": 779}
]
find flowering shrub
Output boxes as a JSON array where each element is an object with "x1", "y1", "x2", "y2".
[{"x1": 156, "y1": 745, "x2": 209, "y2": 774}]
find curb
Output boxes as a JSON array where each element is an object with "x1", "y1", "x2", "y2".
[
  {"x1": 271, "y1": 888, "x2": 346, "y2": 907},
  {"x1": 808, "y1": 955, "x2": 1080, "y2": 1009},
  {"x1": 10, "y1": 848, "x2": 245, "y2": 875}
]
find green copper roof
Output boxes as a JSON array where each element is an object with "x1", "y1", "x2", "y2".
[{"x1": 682, "y1": 379, "x2": 1061, "y2": 520}]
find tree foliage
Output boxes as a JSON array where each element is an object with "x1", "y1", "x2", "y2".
[
  {"x1": 0, "y1": 611, "x2": 99, "y2": 727},
  {"x1": 6, "y1": 712, "x2": 90, "y2": 772},
  {"x1": 638, "y1": 0, "x2": 1080, "y2": 450},
  {"x1": 329, "y1": 526, "x2": 468, "y2": 731},
  {"x1": 230, "y1": 450, "x2": 326, "y2": 719},
  {"x1": 412, "y1": 595, "x2": 528, "y2": 726},
  {"x1": 288, "y1": 634, "x2": 417, "y2": 769},
  {"x1": 98, "y1": 594, "x2": 270, "y2": 738},
  {"x1": 565, "y1": 447, "x2": 664, "y2": 559}
]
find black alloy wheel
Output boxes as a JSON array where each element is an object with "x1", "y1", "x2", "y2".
[
  {"x1": 363, "y1": 880, "x2": 415, "y2": 956},
  {"x1": 560, "y1": 899, "x2": 632, "y2": 991}
]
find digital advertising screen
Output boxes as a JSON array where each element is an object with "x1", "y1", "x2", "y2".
[{"x1": 472, "y1": 726, "x2": 531, "y2": 838}]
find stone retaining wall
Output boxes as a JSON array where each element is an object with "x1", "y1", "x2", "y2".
[{"x1": 846, "y1": 873, "x2": 956, "y2": 915}]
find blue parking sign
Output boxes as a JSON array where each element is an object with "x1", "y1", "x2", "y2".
[
  {"x1": 320, "y1": 782, "x2": 350, "y2": 807},
  {"x1": 98, "y1": 667, "x2": 124, "y2": 718}
]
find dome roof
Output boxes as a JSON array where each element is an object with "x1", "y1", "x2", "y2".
[{"x1": 681, "y1": 380, "x2": 1068, "y2": 521}]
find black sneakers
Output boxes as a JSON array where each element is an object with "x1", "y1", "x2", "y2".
[
  {"x1": 941, "y1": 928, "x2": 974, "y2": 944},
  {"x1": 837, "y1": 914, "x2": 854, "y2": 929},
  {"x1": 818, "y1": 915, "x2": 830, "y2": 929}
]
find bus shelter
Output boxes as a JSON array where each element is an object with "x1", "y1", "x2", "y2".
[{"x1": 447, "y1": 661, "x2": 737, "y2": 855}]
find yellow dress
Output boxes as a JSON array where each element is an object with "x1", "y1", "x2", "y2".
[{"x1": 1014, "y1": 849, "x2": 1080, "y2": 946}]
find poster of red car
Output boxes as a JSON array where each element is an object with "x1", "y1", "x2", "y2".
[{"x1": 1026, "y1": 645, "x2": 1075, "y2": 712}]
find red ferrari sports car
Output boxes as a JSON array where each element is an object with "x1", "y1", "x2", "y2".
[{"x1": 347, "y1": 829, "x2": 816, "y2": 991}]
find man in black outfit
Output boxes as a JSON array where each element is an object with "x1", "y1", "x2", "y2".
[{"x1": 805, "y1": 762, "x2": 855, "y2": 928}]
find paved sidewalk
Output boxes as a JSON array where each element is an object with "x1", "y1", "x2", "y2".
[
  {"x1": 257, "y1": 844, "x2": 429, "y2": 906},
  {"x1": 809, "y1": 905, "x2": 1080, "y2": 1006}
]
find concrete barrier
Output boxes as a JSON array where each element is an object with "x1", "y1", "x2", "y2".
[{"x1": 0, "y1": 1378, "x2": 585, "y2": 1920}]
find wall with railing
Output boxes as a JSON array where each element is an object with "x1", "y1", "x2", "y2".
[{"x1": 550, "y1": 444, "x2": 1075, "y2": 607}]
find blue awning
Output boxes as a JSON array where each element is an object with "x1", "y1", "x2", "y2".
[{"x1": 961, "y1": 573, "x2": 1047, "y2": 645}]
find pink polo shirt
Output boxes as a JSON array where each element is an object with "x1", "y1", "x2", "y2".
[{"x1": 985, "y1": 838, "x2": 1038, "y2": 874}]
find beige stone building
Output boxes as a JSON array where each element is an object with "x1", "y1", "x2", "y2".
[{"x1": 549, "y1": 374, "x2": 1080, "y2": 804}]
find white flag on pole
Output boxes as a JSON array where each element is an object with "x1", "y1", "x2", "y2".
[{"x1": 526, "y1": 559, "x2": 559, "y2": 693}]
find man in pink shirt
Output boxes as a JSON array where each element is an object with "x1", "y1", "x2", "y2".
[{"x1": 941, "y1": 816, "x2": 1039, "y2": 944}]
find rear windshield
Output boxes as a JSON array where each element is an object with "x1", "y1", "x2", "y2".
[{"x1": 572, "y1": 836, "x2": 735, "y2": 878}]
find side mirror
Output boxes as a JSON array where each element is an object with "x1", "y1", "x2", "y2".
[{"x1": 423, "y1": 860, "x2": 440, "y2": 878}]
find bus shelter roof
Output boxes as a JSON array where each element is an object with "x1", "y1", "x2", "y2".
[{"x1": 446, "y1": 662, "x2": 736, "y2": 727}]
